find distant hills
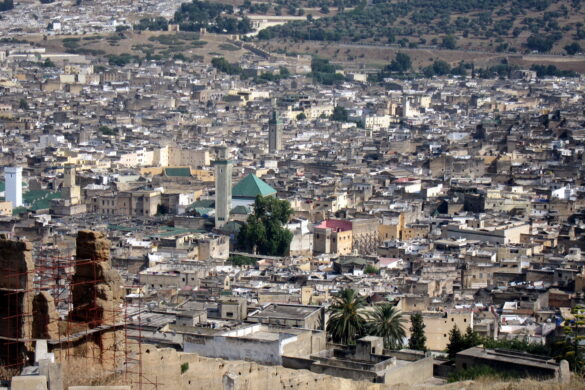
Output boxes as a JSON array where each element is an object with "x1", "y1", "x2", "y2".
[{"x1": 255, "y1": 0, "x2": 585, "y2": 55}]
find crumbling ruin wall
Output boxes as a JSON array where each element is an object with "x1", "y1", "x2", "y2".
[
  {"x1": 32, "y1": 291, "x2": 59, "y2": 340},
  {"x1": 0, "y1": 239, "x2": 34, "y2": 366},
  {"x1": 51, "y1": 231, "x2": 125, "y2": 367},
  {"x1": 69, "y1": 231, "x2": 123, "y2": 326}
]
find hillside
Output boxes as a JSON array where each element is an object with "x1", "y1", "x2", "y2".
[{"x1": 254, "y1": 0, "x2": 585, "y2": 55}]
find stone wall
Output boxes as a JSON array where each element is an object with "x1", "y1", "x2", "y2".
[
  {"x1": 383, "y1": 356, "x2": 434, "y2": 385},
  {"x1": 32, "y1": 291, "x2": 59, "y2": 340},
  {"x1": 70, "y1": 231, "x2": 123, "y2": 326},
  {"x1": 53, "y1": 231, "x2": 125, "y2": 369},
  {"x1": 135, "y1": 347, "x2": 386, "y2": 390},
  {"x1": 0, "y1": 239, "x2": 34, "y2": 366}
]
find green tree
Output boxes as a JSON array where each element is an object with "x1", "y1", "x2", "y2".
[
  {"x1": 367, "y1": 304, "x2": 406, "y2": 350},
  {"x1": 560, "y1": 305, "x2": 585, "y2": 372},
  {"x1": 446, "y1": 325, "x2": 465, "y2": 359},
  {"x1": 236, "y1": 195, "x2": 293, "y2": 256},
  {"x1": 464, "y1": 326, "x2": 481, "y2": 349},
  {"x1": 364, "y1": 264, "x2": 379, "y2": 274},
  {"x1": 327, "y1": 288, "x2": 368, "y2": 345},
  {"x1": 211, "y1": 57, "x2": 242, "y2": 75},
  {"x1": 408, "y1": 313, "x2": 427, "y2": 352},
  {"x1": 156, "y1": 204, "x2": 169, "y2": 215},
  {"x1": 565, "y1": 42, "x2": 582, "y2": 55},
  {"x1": 296, "y1": 112, "x2": 307, "y2": 120},
  {"x1": 526, "y1": 35, "x2": 554, "y2": 52},
  {"x1": 441, "y1": 35, "x2": 457, "y2": 49},
  {"x1": 228, "y1": 255, "x2": 257, "y2": 266},
  {"x1": 98, "y1": 125, "x2": 115, "y2": 136},
  {"x1": 330, "y1": 105, "x2": 349, "y2": 122},
  {"x1": 432, "y1": 60, "x2": 451, "y2": 76},
  {"x1": 19, "y1": 98, "x2": 28, "y2": 110},
  {"x1": 387, "y1": 52, "x2": 411, "y2": 73},
  {"x1": 42, "y1": 58, "x2": 56, "y2": 68}
]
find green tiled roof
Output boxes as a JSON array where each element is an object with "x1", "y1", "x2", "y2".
[
  {"x1": 192, "y1": 207, "x2": 214, "y2": 216},
  {"x1": 188, "y1": 199, "x2": 215, "y2": 209},
  {"x1": 220, "y1": 221, "x2": 243, "y2": 234},
  {"x1": 23, "y1": 190, "x2": 62, "y2": 211},
  {"x1": 232, "y1": 174, "x2": 276, "y2": 199},
  {"x1": 147, "y1": 227, "x2": 206, "y2": 239},
  {"x1": 336, "y1": 257, "x2": 368, "y2": 266},
  {"x1": 164, "y1": 167, "x2": 191, "y2": 177},
  {"x1": 231, "y1": 205, "x2": 251, "y2": 215}
]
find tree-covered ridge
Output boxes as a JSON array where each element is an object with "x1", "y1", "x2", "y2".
[{"x1": 258, "y1": 0, "x2": 585, "y2": 54}]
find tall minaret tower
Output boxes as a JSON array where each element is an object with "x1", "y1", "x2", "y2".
[
  {"x1": 214, "y1": 145, "x2": 233, "y2": 229},
  {"x1": 63, "y1": 164, "x2": 81, "y2": 205},
  {"x1": 4, "y1": 167, "x2": 22, "y2": 207},
  {"x1": 268, "y1": 99, "x2": 283, "y2": 154}
]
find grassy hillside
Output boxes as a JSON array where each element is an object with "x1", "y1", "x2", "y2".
[{"x1": 255, "y1": 0, "x2": 585, "y2": 54}]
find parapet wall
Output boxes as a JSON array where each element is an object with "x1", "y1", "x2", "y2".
[{"x1": 137, "y1": 347, "x2": 386, "y2": 390}]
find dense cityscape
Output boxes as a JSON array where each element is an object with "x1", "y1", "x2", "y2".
[{"x1": 1, "y1": 0, "x2": 585, "y2": 389}]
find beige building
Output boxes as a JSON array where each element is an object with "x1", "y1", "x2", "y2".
[
  {"x1": 167, "y1": 147, "x2": 210, "y2": 168},
  {"x1": 0, "y1": 201, "x2": 12, "y2": 216},
  {"x1": 313, "y1": 226, "x2": 353, "y2": 256},
  {"x1": 91, "y1": 190, "x2": 161, "y2": 217},
  {"x1": 405, "y1": 311, "x2": 474, "y2": 351},
  {"x1": 442, "y1": 222, "x2": 530, "y2": 245}
]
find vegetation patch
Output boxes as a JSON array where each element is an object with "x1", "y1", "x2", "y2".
[
  {"x1": 448, "y1": 365, "x2": 520, "y2": 382},
  {"x1": 257, "y1": 0, "x2": 585, "y2": 54},
  {"x1": 219, "y1": 43, "x2": 241, "y2": 51},
  {"x1": 228, "y1": 255, "x2": 258, "y2": 266},
  {"x1": 136, "y1": 1, "x2": 252, "y2": 34}
]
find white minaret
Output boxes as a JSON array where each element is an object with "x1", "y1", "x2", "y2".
[
  {"x1": 214, "y1": 146, "x2": 232, "y2": 229},
  {"x1": 5, "y1": 167, "x2": 23, "y2": 207}
]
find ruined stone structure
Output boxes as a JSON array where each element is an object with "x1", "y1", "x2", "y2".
[
  {"x1": 69, "y1": 230, "x2": 123, "y2": 326},
  {"x1": 32, "y1": 291, "x2": 59, "y2": 340},
  {"x1": 0, "y1": 239, "x2": 34, "y2": 367},
  {"x1": 0, "y1": 231, "x2": 125, "y2": 374}
]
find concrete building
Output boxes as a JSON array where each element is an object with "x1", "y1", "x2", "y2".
[
  {"x1": 4, "y1": 166, "x2": 22, "y2": 207},
  {"x1": 247, "y1": 303, "x2": 325, "y2": 330},
  {"x1": 214, "y1": 145, "x2": 233, "y2": 229},
  {"x1": 283, "y1": 337, "x2": 434, "y2": 385},
  {"x1": 455, "y1": 347, "x2": 568, "y2": 381},
  {"x1": 182, "y1": 323, "x2": 326, "y2": 366}
]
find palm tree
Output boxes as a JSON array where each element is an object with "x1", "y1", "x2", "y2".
[
  {"x1": 367, "y1": 303, "x2": 406, "y2": 350},
  {"x1": 326, "y1": 288, "x2": 368, "y2": 345}
]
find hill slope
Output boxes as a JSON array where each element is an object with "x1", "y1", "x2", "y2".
[{"x1": 255, "y1": 0, "x2": 585, "y2": 54}]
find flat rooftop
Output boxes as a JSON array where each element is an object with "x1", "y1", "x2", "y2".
[{"x1": 249, "y1": 304, "x2": 321, "y2": 320}]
